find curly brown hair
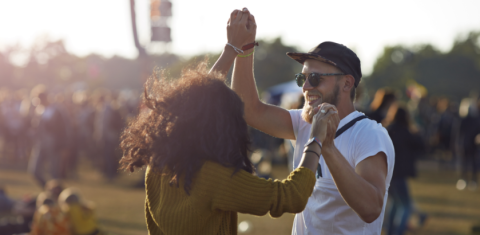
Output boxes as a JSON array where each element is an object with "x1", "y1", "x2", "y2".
[{"x1": 119, "y1": 62, "x2": 254, "y2": 194}]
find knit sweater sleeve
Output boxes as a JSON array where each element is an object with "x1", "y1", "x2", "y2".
[{"x1": 199, "y1": 162, "x2": 316, "y2": 218}]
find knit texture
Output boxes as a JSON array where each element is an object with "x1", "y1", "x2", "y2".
[{"x1": 145, "y1": 161, "x2": 316, "y2": 235}]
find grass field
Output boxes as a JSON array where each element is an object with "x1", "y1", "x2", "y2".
[{"x1": 1, "y1": 160, "x2": 479, "y2": 235}]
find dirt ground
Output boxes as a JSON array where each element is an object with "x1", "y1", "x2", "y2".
[{"x1": 1, "y1": 160, "x2": 479, "y2": 235}]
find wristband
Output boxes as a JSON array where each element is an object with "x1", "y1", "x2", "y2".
[
  {"x1": 303, "y1": 150, "x2": 320, "y2": 158},
  {"x1": 237, "y1": 49, "x2": 255, "y2": 58},
  {"x1": 241, "y1": 41, "x2": 259, "y2": 51},
  {"x1": 304, "y1": 137, "x2": 322, "y2": 149},
  {"x1": 226, "y1": 43, "x2": 244, "y2": 54}
]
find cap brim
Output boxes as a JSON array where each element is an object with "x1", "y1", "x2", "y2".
[{"x1": 286, "y1": 52, "x2": 338, "y2": 67}]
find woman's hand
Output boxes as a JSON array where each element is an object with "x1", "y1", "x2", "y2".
[
  {"x1": 227, "y1": 8, "x2": 256, "y2": 49},
  {"x1": 309, "y1": 103, "x2": 340, "y2": 145}
]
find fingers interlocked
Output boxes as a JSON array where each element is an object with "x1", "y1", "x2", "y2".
[{"x1": 226, "y1": 8, "x2": 256, "y2": 50}]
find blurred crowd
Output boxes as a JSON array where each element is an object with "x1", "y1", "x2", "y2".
[
  {"x1": 0, "y1": 85, "x2": 140, "y2": 187},
  {"x1": 0, "y1": 82, "x2": 479, "y2": 235},
  {"x1": 365, "y1": 88, "x2": 480, "y2": 189},
  {"x1": 362, "y1": 88, "x2": 480, "y2": 234}
]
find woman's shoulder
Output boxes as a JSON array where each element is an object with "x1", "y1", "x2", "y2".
[
  {"x1": 199, "y1": 161, "x2": 238, "y2": 177},
  {"x1": 196, "y1": 161, "x2": 256, "y2": 186}
]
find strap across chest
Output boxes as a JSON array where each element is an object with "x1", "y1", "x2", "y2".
[{"x1": 316, "y1": 115, "x2": 368, "y2": 178}]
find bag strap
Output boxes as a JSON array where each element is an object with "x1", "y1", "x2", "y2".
[
  {"x1": 316, "y1": 115, "x2": 368, "y2": 178},
  {"x1": 335, "y1": 115, "x2": 368, "y2": 139}
]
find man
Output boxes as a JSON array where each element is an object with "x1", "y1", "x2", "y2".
[{"x1": 211, "y1": 8, "x2": 395, "y2": 235}]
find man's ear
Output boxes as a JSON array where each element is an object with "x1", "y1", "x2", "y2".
[{"x1": 343, "y1": 75, "x2": 355, "y2": 92}]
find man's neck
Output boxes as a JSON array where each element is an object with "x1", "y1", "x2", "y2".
[{"x1": 337, "y1": 101, "x2": 356, "y2": 120}]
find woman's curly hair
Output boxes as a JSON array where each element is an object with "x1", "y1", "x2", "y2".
[{"x1": 119, "y1": 62, "x2": 254, "y2": 194}]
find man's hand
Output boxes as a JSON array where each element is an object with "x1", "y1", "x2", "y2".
[
  {"x1": 227, "y1": 8, "x2": 256, "y2": 49},
  {"x1": 309, "y1": 103, "x2": 339, "y2": 144}
]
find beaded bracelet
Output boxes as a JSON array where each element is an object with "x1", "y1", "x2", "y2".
[
  {"x1": 226, "y1": 43, "x2": 244, "y2": 54},
  {"x1": 237, "y1": 48, "x2": 255, "y2": 58}
]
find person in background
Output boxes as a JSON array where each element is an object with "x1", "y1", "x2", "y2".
[
  {"x1": 384, "y1": 104, "x2": 427, "y2": 235},
  {"x1": 0, "y1": 89, "x2": 30, "y2": 163},
  {"x1": 94, "y1": 91, "x2": 123, "y2": 180},
  {"x1": 28, "y1": 88, "x2": 70, "y2": 187},
  {"x1": 457, "y1": 98, "x2": 480, "y2": 190},
  {"x1": 30, "y1": 192, "x2": 71, "y2": 235},
  {"x1": 367, "y1": 88, "x2": 397, "y2": 124},
  {"x1": 44, "y1": 179, "x2": 64, "y2": 203},
  {"x1": 58, "y1": 188, "x2": 103, "y2": 235},
  {"x1": 73, "y1": 91, "x2": 97, "y2": 168},
  {"x1": 0, "y1": 185, "x2": 37, "y2": 235},
  {"x1": 436, "y1": 98, "x2": 459, "y2": 168}
]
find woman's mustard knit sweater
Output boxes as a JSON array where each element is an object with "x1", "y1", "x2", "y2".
[{"x1": 145, "y1": 161, "x2": 316, "y2": 235}]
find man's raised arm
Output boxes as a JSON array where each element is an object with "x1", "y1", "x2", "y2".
[{"x1": 230, "y1": 11, "x2": 295, "y2": 140}]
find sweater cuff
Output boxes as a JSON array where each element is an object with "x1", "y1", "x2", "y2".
[{"x1": 288, "y1": 167, "x2": 316, "y2": 190}]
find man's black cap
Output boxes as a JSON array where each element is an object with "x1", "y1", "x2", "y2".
[{"x1": 287, "y1": 42, "x2": 362, "y2": 87}]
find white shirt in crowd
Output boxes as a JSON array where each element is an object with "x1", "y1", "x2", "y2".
[{"x1": 288, "y1": 110, "x2": 395, "y2": 235}]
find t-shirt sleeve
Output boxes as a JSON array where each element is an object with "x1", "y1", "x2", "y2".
[
  {"x1": 288, "y1": 109, "x2": 303, "y2": 140},
  {"x1": 353, "y1": 122, "x2": 394, "y2": 167}
]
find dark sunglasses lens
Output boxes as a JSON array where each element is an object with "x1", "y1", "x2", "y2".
[
  {"x1": 308, "y1": 73, "x2": 320, "y2": 87},
  {"x1": 295, "y1": 74, "x2": 306, "y2": 87}
]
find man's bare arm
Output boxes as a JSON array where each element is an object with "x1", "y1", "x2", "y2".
[
  {"x1": 231, "y1": 13, "x2": 294, "y2": 140},
  {"x1": 323, "y1": 147, "x2": 388, "y2": 223},
  {"x1": 315, "y1": 103, "x2": 387, "y2": 223},
  {"x1": 209, "y1": 9, "x2": 295, "y2": 140},
  {"x1": 232, "y1": 55, "x2": 295, "y2": 140}
]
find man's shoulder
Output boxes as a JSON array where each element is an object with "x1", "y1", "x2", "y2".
[
  {"x1": 351, "y1": 114, "x2": 393, "y2": 149},
  {"x1": 288, "y1": 109, "x2": 309, "y2": 129},
  {"x1": 348, "y1": 113, "x2": 395, "y2": 165},
  {"x1": 355, "y1": 114, "x2": 389, "y2": 135},
  {"x1": 288, "y1": 109, "x2": 303, "y2": 118}
]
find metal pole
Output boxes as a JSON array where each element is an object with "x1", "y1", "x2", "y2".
[
  {"x1": 129, "y1": 0, "x2": 150, "y2": 85},
  {"x1": 129, "y1": 0, "x2": 147, "y2": 58}
]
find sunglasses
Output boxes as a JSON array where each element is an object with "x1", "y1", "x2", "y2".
[{"x1": 295, "y1": 72, "x2": 345, "y2": 87}]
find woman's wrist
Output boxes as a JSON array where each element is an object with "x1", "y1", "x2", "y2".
[
  {"x1": 224, "y1": 44, "x2": 240, "y2": 55},
  {"x1": 304, "y1": 144, "x2": 321, "y2": 155}
]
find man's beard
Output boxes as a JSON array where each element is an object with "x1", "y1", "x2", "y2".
[{"x1": 301, "y1": 84, "x2": 340, "y2": 124}]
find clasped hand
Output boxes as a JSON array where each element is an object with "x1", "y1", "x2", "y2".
[
  {"x1": 227, "y1": 8, "x2": 256, "y2": 49},
  {"x1": 309, "y1": 103, "x2": 340, "y2": 147}
]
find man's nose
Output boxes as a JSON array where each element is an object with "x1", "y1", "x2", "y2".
[{"x1": 303, "y1": 78, "x2": 314, "y2": 91}]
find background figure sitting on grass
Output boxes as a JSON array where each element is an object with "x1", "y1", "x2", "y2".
[
  {"x1": 30, "y1": 191, "x2": 71, "y2": 235},
  {"x1": 58, "y1": 188, "x2": 104, "y2": 235}
]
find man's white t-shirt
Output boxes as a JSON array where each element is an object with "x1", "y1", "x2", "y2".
[{"x1": 289, "y1": 109, "x2": 395, "y2": 235}]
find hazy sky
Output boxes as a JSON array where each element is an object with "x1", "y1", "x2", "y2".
[{"x1": 1, "y1": 0, "x2": 480, "y2": 75}]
